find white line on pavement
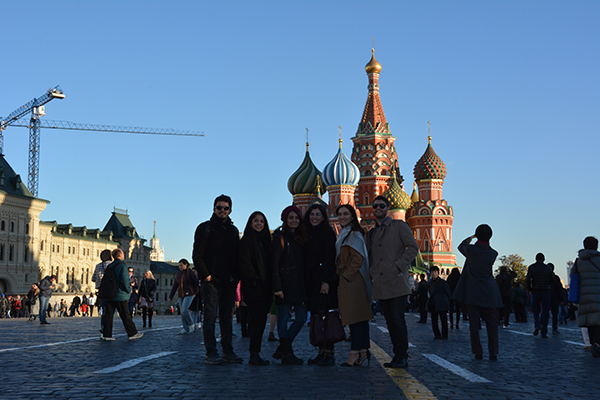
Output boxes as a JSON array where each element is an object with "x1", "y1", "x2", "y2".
[
  {"x1": 564, "y1": 340, "x2": 585, "y2": 347},
  {"x1": 0, "y1": 325, "x2": 182, "y2": 353},
  {"x1": 505, "y1": 329, "x2": 532, "y2": 336},
  {"x1": 94, "y1": 351, "x2": 177, "y2": 374},
  {"x1": 423, "y1": 354, "x2": 492, "y2": 383}
]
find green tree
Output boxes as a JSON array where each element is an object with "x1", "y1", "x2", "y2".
[{"x1": 497, "y1": 254, "x2": 528, "y2": 287}]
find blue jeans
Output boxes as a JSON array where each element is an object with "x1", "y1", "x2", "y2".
[
  {"x1": 277, "y1": 303, "x2": 307, "y2": 341},
  {"x1": 39, "y1": 296, "x2": 50, "y2": 323},
  {"x1": 532, "y1": 291, "x2": 551, "y2": 335},
  {"x1": 178, "y1": 295, "x2": 194, "y2": 331},
  {"x1": 99, "y1": 298, "x2": 108, "y2": 334}
]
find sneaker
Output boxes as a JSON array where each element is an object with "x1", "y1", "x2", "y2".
[
  {"x1": 205, "y1": 353, "x2": 223, "y2": 365},
  {"x1": 129, "y1": 332, "x2": 144, "y2": 341},
  {"x1": 178, "y1": 329, "x2": 188, "y2": 335},
  {"x1": 101, "y1": 336, "x2": 115, "y2": 341},
  {"x1": 187, "y1": 326, "x2": 195, "y2": 333},
  {"x1": 222, "y1": 352, "x2": 243, "y2": 363}
]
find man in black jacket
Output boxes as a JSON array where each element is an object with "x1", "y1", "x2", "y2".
[
  {"x1": 496, "y1": 266, "x2": 517, "y2": 328},
  {"x1": 193, "y1": 194, "x2": 241, "y2": 365},
  {"x1": 526, "y1": 253, "x2": 553, "y2": 338}
]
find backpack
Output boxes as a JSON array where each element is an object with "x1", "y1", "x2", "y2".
[{"x1": 98, "y1": 263, "x2": 120, "y2": 300}]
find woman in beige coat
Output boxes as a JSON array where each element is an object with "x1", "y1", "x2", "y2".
[{"x1": 336, "y1": 204, "x2": 373, "y2": 367}]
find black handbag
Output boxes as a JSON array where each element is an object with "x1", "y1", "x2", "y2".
[{"x1": 309, "y1": 295, "x2": 346, "y2": 347}]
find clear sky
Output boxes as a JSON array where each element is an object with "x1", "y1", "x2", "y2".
[{"x1": 2, "y1": 1, "x2": 599, "y2": 283}]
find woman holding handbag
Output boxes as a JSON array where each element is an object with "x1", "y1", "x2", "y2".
[
  {"x1": 139, "y1": 270, "x2": 157, "y2": 328},
  {"x1": 336, "y1": 204, "x2": 373, "y2": 367},
  {"x1": 169, "y1": 259, "x2": 200, "y2": 334},
  {"x1": 239, "y1": 211, "x2": 273, "y2": 366},
  {"x1": 271, "y1": 205, "x2": 308, "y2": 365},
  {"x1": 304, "y1": 203, "x2": 338, "y2": 366}
]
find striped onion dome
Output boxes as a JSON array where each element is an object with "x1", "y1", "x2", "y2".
[
  {"x1": 414, "y1": 136, "x2": 447, "y2": 181},
  {"x1": 382, "y1": 173, "x2": 411, "y2": 210},
  {"x1": 322, "y1": 139, "x2": 360, "y2": 188},
  {"x1": 287, "y1": 147, "x2": 323, "y2": 195}
]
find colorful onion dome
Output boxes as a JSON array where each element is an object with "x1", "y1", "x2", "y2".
[
  {"x1": 322, "y1": 138, "x2": 360, "y2": 188},
  {"x1": 383, "y1": 172, "x2": 411, "y2": 211},
  {"x1": 365, "y1": 48, "x2": 382, "y2": 74},
  {"x1": 288, "y1": 145, "x2": 323, "y2": 195},
  {"x1": 414, "y1": 136, "x2": 447, "y2": 181}
]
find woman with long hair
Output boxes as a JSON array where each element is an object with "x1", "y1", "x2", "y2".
[
  {"x1": 271, "y1": 205, "x2": 308, "y2": 364},
  {"x1": 169, "y1": 259, "x2": 200, "y2": 334},
  {"x1": 139, "y1": 270, "x2": 157, "y2": 328},
  {"x1": 304, "y1": 203, "x2": 338, "y2": 366},
  {"x1": 446, "y1": 267, "x2": 462, "y2": 329},
  {"x1": 239, "y1": 211, "x2": 273, "y2": 366},
  {"x1": 336, "y1": 204, "x2": 372, "y2": 367}
]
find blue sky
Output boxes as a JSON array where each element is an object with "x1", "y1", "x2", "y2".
[{"x1": 2, "y1": 1, "x2": 599, "y2": 282}]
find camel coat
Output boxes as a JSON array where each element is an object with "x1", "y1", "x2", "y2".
[{"x1": 337, "y1": 246, "x2": 373, "y2": 326}]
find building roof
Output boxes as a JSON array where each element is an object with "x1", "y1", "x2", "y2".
[
  {"x1": 0, "y1": 154, "x2": 42, "y2": 200},
  {"x1": 103, "y1": 209, "x2": 144, "y2": 241},
  {"x1": 288, "y1": 146, "x2": 323, "y2": 195},
  {"x1": 414, "y1": 136, "x2": 447, "y2": 181}
]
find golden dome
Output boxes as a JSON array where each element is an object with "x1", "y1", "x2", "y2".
[{"x1": 365, "y1": 49, "x2": 382, "y2": 74}]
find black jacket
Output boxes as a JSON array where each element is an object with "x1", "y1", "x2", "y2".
[
  {"x1": 192, "y1": 214, "x2": 240, "y2": 285},
  {"x1": 139, "y1": 278, "x2": 157, "y2": 301},
  {"x1": 271, "y1": 228, "x2": 306, "y2": 305},
  {"x1": 428, "y1": 277, "x2": 451, "y2": 312},
  {"x1": 304, "y1": 223, "x2": 338, "y2": 313},
  {"x1": 496, "y1": 269, "x2": 517, "y2": 298},
  {"x1": 239, "y1": 229, "x2": 272, "y2": 304},
  {"x1": 526, "y1": 261, "x2": 553, "y2": 291}
]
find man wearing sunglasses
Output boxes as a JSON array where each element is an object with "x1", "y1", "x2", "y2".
[
  {"x1": 367, "y1": 195, "x2": 419, "y2": 369},
  {"x1": 193, "y1": 194, "x2": 242, "y2": 365}
]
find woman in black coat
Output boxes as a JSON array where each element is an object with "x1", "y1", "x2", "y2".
[
  {"x1": 428, "y1": 266, "x2": 451, "y2": 339},
  {"x1": 239, "y1": 211, "x2": 273, "y2": 366},
  {"x1": 304, "y1": 203, "x2": 338, "y2": 366},
  {"x1": 271, "y1": 205, "x2": 307, "y2": 365},
  {"x1": 139, "y1": 270, "x2": 157, "y2": 328}
]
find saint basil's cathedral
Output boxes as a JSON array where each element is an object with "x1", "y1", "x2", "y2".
[{"x1": 287, "y1": 50, "x2": 457, "y2": 273}]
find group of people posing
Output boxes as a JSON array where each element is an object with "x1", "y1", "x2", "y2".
[{"x1": 187, "y1": 194, "x2": 419, "y2": 367}]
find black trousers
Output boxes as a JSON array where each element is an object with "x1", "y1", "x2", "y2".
[
  {"x1": 467, "y1": 305, "x2": 498, "y2": 356},
  {"x1": 202, "y1": 281, "x2": 236, "y2": 356},
  {"x1": 380, "y1": 295, "x2": 409, "y2": 359},
  {"x1": 349, "y1": 320, "x2": 370, "y2": 351},
  {"x1": 449, "y1": 300, "x2": 462, "y2": 327},
  {"x1": 104, "y1": 300, "x2": 138, "y2": 338},
  {"x1": 247, "y1": 298, "x2": 270, "y2": 354},
  {"x1": 432, "y1": 311, "x2": 448, "y2": 338},
  {"x1": 501, "y1": 296, "x2": 512, "y2": 326}
]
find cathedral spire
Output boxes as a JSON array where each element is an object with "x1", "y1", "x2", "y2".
[{"x1": 356, "y1": 48, "x2": 389, "y2": 136}]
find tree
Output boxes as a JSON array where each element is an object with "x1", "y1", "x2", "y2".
[{"x1": 497, "y1": 254, "x2": 528, "y2": 287}]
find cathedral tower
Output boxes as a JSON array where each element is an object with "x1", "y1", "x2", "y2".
[
  {"x1": 288, "y1": 138, "x2": 324, "y2": 216},
  {"x1": 406, "y1": 135, "x2": 456, "y2": 273},
  {"x1": 350, "y1": 49, "x2": 406, "y2": 228}
]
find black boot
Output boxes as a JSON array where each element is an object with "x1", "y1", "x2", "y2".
[
  {"x1": 318, "y1": 348, "x2": 335, "y2": 366},
  {"x1": 272, "y1": 345, "x2": 283, "y2": 360},
  {"x1": 308, "y1": 349, "x2": 325, "y2": 365},
  {"x1": 268, "y1": 332, "x2": 278, "y2": 341},
  {"x1": 142, "y1": 315, "x2": 146, "y2": 328},
  {"x1": 281, "y1": 338, "x2": 303, "y2": 365},
  {"x1": 249, "y1": 352, "x2": 270, "y2": 366},
  {"x1": 148, "y1": 309, "x2": 153, "y2": 328}
]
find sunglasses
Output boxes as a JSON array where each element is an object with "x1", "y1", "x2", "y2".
[
  {"x1": 372, "y1": 203, "x2": 388, "y2": 209},
  {"x1": 216, "y1": 206, "x2": 230, "y2": 211}
]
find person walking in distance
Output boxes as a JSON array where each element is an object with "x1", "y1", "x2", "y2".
[
  {"x1": 38, "y1": 275, "x2": 56, "y2": 325},
  {"x1": 526, "y1": 253, "x2": 553, "y2": 338},
  {"x1": 193, "y1": 194, "x2": 242, "y2": 365},
  {"x1": 101, "y1": 249, "x2": 143, "y2": 341},
  {"x1": 367, "y1": 196, "x2": 419, "y2": 369}
]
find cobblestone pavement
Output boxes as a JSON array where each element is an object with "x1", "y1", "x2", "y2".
[{"x1": 1, "y1": 311, "x2": 598, "y2": 399}]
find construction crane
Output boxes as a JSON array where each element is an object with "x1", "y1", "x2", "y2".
[{"x1": 1, "y1": 86, "x2": 205, "y2": 197}]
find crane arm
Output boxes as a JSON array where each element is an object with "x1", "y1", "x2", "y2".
[
  {"x1": 7, "y1": 119, "x2": 205, "y2": 137},
  {"x1": 0, "y1": 86, "x2": 65, "y2": 131}
]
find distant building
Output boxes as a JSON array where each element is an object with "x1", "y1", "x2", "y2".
[
  {"x1": 149, "y1": 220, "x2": 165, "y2": 262},
  {"x1": 0, "y1": 153, "x2": 155, "y2": 297}
]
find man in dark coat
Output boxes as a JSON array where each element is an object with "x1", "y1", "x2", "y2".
[
  {"x1": 193, "y1": 194, "x2": 242, "y2": 365},
  {"x1": 428, "y1": 265, "x2": 451, "y2": 339},
  {"x1": 452, "y1": 224, "x2": 503, "y2": 360},
  {"x1": 526, "y1": 253, "x2": 553, "y2": 338},
  {"x1": 416, "y1": 274, "x2": 429, "y2": 323},
  {"x1": 496, "y1": 266, "x2": 517, "y2": 328}
]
